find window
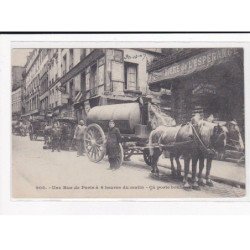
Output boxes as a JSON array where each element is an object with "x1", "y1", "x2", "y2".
[
  {"x1": 90, "y1": 64, "x2": 97, "y2": 89},
  {"x1": 80, "y1": 72, "x2": 86, "y2": 92},
  {"x1": 69, "y1": 80, "x2": 74, "y2": 99},
  {"x1": 124, "y1": 62, "x2": 138, "y2": 90},
  {"x1": 63, "y1": 55, "x2": 67, "y2": 74},
  {"x1": 69, "y1": 49, "x2": 74, "y2": 69},
  {"x1": 114, "y1": 50, "x2": 123, "y2": 62},
  {"x1": 80, "y1": 49, "x2": 86, "y2": 60}
]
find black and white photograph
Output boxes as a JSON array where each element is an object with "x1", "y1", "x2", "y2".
[{"x1": 11, "y1": 46, "x2": 245, "y2": 198}]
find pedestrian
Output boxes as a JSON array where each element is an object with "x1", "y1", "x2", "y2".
[
  {"x1": 106, "y1": 120, "x2": 122, "y2": 170},
  {"x1": 44, "y1": 122, "x2": 50, "y2": 146},
  {"x1": 28, "y1": 121, "x2": 34, "y2": 140},
  {"x1": 74, "y1": 120, "x2": 86, "y2": 157},
  {"x1": 51, "y1": 121, "x2": 61, "y2": 152}
]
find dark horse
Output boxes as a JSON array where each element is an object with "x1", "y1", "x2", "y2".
[{"x1": 149, "y1": 120, "x2": 227, "y2": 189}]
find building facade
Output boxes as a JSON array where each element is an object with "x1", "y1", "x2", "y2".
[
  {"x1": 21, "y1": 48, "x2": 163, "y2": 122},
  {"x1": 12, "y1": 66, "x2": 25, "y2": 120},
  {"x1": 12, "y1": 87, "x2": 22, "y2": 120},
  {"x1": 59, "y1": 48, "x2": 163, "y2": 121},
  {"x1": 23, "y1": 49, "x2": 43, "y2": 117}
]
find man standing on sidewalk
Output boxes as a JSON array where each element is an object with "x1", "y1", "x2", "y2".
[{"x1": 74, "y1": 120, "x2": 86, "y2": 157}]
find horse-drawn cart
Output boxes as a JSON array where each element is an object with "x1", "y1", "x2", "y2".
[
  {"x1": 12, "y1": 120, "x2": 27, "y2": 136},
  {"x1": 29, "y1": 119, "x2": 46, "y2": 140},
  {"x1": 83, "y1": 100, "x2": 175, "y2": 167},
  {"x1": 57, "y1": 117, "x2": 77, "y2": 151}
]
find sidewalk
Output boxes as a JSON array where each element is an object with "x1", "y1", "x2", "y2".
[{"x1": 136, "y1": 155, "x2": 245, "y2": 188}]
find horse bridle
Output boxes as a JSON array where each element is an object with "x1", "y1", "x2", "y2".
[{"x1": 190, "y1": 123, "x2": 218, "y2": 157}]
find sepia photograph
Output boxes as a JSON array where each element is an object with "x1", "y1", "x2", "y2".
[{"x1": 11, "y1": 46, "x2": 245, "y2": 199}]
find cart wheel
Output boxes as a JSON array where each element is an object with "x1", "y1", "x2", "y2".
[
  {"x1": 143, "y1": 149, "x2": 152, "y2": 166},
  {"x1": 84, "y1": 124, "x2": 106, "y2": 163}
]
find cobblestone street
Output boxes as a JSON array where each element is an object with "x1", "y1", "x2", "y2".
[{"x1": 12, "y1": 135, "x2": 245, "y2": 199}]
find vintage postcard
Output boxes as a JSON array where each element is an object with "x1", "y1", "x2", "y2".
[{"x1": 10, "y1": 43, "x2": 246, "y2": 199}]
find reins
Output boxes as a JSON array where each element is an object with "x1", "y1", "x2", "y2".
[{"x1": 189, "y1": 123, "x2": 216, "y2": 157}]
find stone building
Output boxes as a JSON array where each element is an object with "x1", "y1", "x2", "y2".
[
  {"x1": 12, "y1": 66, "x2": 25, "y2": 120},
  {"x1": 58, "y1": 48, "x2": 163, "y2": 121},
  {"x1": 21, "y1": 48, "x2": 164, "y2": 122},
  {"x1": 23, "y1": 49, "x2": 48, "y2": 118}
]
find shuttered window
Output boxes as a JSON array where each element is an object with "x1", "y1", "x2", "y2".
[{"x1": 125, "y1": 63, "x2": 138, "y2": 90}]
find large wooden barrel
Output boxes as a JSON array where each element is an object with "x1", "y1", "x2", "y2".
[{"x1": 87, "y1": 102, "x2": 141, "y2": 134}]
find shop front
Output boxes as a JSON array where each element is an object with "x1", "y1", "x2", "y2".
[{"x1": 148, "y1": 48, "x2": 244, "y2": 132}]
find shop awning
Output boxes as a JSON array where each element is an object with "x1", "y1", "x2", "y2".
[{"x1": 148, "y1": 48, "x2": 243, "y2": 91}]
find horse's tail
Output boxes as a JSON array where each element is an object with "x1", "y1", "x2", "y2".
[{"x1": 149, "y1": 130, "x2": 154, "y2": 156}]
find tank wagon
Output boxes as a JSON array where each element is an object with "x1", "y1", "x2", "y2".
[{"x1": 84, "y1": 99, "x2": 161, "y2": 167}]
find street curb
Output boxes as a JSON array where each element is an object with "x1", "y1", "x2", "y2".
[
  {"x1": 138, "y1": 158, "x2": 245, "y2": 189},
  {"x1": 158, "y1": 163, "x2": 245, "y2": 189}
]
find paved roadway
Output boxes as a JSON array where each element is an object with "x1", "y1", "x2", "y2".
[{"x1": 12, "y1": 135, "x2": 245, "y2": 199}]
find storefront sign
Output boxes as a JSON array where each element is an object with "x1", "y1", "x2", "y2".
[
  {"x1": 192, "y1": 83, "x2": 216, "y2": 95},
  {"x1": 148, "y1": 48, "x2": 241, "y2": 84}
]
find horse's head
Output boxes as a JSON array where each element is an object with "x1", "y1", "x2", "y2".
[{"x1": 226, "y1": 121, "x2": 244, "y2": 151}]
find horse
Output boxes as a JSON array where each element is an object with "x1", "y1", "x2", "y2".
[
  {"x1": 149, "y1": 119, "x2": 227, "y2": 189},
  {"x1": 195, "y1": 120, "x2": 245, "y2": 186},
  {"x1": 190, "y1": 120, "x2": 227, "y2": 187}
]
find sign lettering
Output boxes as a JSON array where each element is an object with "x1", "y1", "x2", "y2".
[{"x1": 148, "y1": 48, "x2": 240, "y2": 83}]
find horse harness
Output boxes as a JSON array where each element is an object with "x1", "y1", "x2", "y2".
[{"x1": 153, "y1": 122, "x2": 223, "y2": 158}]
